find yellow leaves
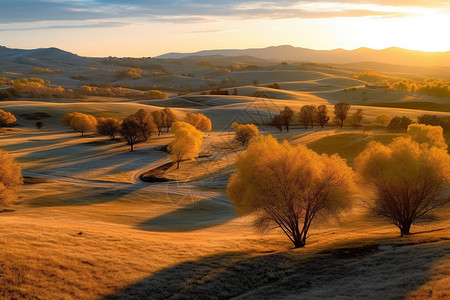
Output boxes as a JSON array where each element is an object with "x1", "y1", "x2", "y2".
[
  {"x1": 168, "y1": 122, "x2": 204, "y2": 168},
  {"x1": 185, "y1": 113, "x2": 212, "y2": 131},
  {"x1": 227, "y1": 135, "x2": 355, "y2": 216},
  {"x1": 407, "y1": 124, "x2": 447, "y2": 149},
  {"x1": 0, "y1": 109, "x2": 16, "y2": 127},
  {"x1": 61, "y1": 112, "x2": 97, "y2": 136},
  {"x1": 233, "y1": 123, "x2": 259, "y2": 146},
  {"x1": 355, "y1": 137, "x2": 450, "y2": 192},
  {"x1": 0, "y1": 149, "x2": 23, "y2": 205}
]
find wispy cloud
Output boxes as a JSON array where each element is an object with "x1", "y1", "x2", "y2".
[
  {"x1": 0, "y1": 0, "x2": 448, "y2": 26},
  {"x1": 0, "y1": 22, "x2": 131, "y2": 32}
]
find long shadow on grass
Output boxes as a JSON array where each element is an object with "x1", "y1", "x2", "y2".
[
  {"x1": 103, "y1": 239, "x2": 450, "y2": 299},
  {"x1": 135, "y1": 195, "x2": 236, "y2": 232},
  {"x1": 25, "y1": 185, "x2": 137, "y2": 207}
]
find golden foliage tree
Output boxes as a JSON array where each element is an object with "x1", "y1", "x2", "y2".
[
  {"x1": 185, "y1": 113, "x2": 212, "y2": 131},
  {"x1": 407, "y1": 124, "x2": 447, "y2": 149},
  {"x1": 163, "y1": 107, "x2": 176, "y2": 133},
  {"x1": 227, "y1": 135, "x2": 355, "y2": 248},
  {"x1": 97, "y1": 117, "x2": 122, "y2": 139},
  {"x1": 334, "y1": 102, "x2": 351, "y2": 128},
  {"x1": 0, "y1": 109, "x2": 16, "y2": 127},
  {"x1": 151, "y1": 110, "x2": 167, "y2": 136},
  {"x1": 234, "y1": 123, "x2": 259, "y2": 146},
  {"x1": 132, "y1": 109, "x2": 157, "y2": 141},
  {"x1": 168, "y1": 122, "x2": 204, "y2": 169},
  {"x1": 355, "y1": 137, "x2": 450, "y2": 236},
  {"x1": 61, "y1": 112, "x2": 97, "y2": 136},
  {"x1": 374, "y1": 115, "x2": 390, "y2": 127},
  {"x1": 0, "y1": 149, "x2": 23, "y2": 206}
]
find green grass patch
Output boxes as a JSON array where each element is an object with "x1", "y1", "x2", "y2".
[{"x1": 307, "y1": 133, "x2": 401, "y2": 166}]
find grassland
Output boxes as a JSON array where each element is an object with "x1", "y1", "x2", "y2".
[{"x1": 0, "y1": 58, "x2": 449, "y2": 299}]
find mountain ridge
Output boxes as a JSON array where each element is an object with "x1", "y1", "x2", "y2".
[{"x1": 156, "y1": 45, "x2": 450, "y2": 67}]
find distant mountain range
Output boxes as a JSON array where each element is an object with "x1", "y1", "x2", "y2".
[{"x1": 157, "y1": 45, "x2": 450, "y2": 68}]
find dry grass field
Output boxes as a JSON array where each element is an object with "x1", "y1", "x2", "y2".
[{"x1": 1, "y1": 59, "x2": 450, "y2": 299}]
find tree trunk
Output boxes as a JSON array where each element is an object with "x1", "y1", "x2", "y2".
[
  {"x1": 400, "y1": 223, "x2": 411, "y2": 237},
  {"x1": 130, "y1": 143, "x2": 134, "y2": 152},
  {"x1": 176, "y1": 160, "x2": 180, "y2": 169},
  {"x1": 286, "y1": 124, "x2": 289, "y2": 132},
  {"x1": 81, "y1": 130, "x2": 84, "y2": 137}
]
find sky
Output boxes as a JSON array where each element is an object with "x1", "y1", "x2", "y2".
[{"x1": 1, "y1": 0, "x2": 450, "y2": 57}]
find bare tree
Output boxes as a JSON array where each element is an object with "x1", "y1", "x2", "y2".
[
  {"x1": 334, "y1": 102, "x2": 351, "y2": 128},
  {"x1": 298, "y1": 105, "x2": 316, "y2": 129},
  {"x1": 316, "y1": 105, "x2": 330, "y2": 128}
]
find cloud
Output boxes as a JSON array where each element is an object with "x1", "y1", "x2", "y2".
[
  {"x1": 0, "y1": 0, "x2": 448, "y2": 26},
  {"x1": 0, "y1": 22, "x2": 131, "y2": 32}
]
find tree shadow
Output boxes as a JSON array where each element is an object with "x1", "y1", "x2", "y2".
[
  {"x1": 103, "y1": 240, "x2": 450, "y2": 299},
  {"x1": 24, "y1": 185, "x2": 137, "y2": 207},
  {"x1": 135, "y1": 195, "x2": 236, "y2": 232}
]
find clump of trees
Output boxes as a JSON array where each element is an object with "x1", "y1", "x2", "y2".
[
  {"x1": 355, "y1": 130, "x2": 450, "y2": 236},
  {"x1": 97, "y1": 117, "x2": 122, "y2": 139},
  {"x1": 350, "y1": 109, "x2": 364, "y2": 128},
  {"x1": 168, "y1": 122, "x2": 204, "y2": 169},
  {"x1": 407, "y1": 124, "x2": 447, "y2": 149},
  {"x1": 417, "y1": 114, "x2": 450, "y2": 145},
  {"x1": 334, "y1": 102, "x2": 351, "y2": 128},
  {"x1": 271, "y1": 106, "x2": 294, "y2": 132},
  {"x1": 31, "y1": 67, "x2": 62, "y2": 74},
  {"x1": 267, "y1": 83, "x2": 280, "y2": 89},
  {"x1": 227, "y1": 135, "x2": 355, "y2": 248},
  {"x1": 387, "y1": 116, "x2": 413, "y2": 132},
  {"x1": 210, "y1": 89, "x2": 229, "y2": 95},
  {"x1": 0, "y1": 149, "x2": 23, "y2": 206},
  {"x1": 374, "y1": 115, "x2": 391, "y2": 127},
  {"x1": 231, "y1": 122, "x2": 259, "y2": 146},
  {"x1": 116, "y1": 68, "x2": 144, "y2": 79},
  {"x1": 354, "y1": 71, "x2": 450, "y2": 98},
  {"x1": 120, "y1": 109, "x2": 157, "y2": 151},
  {"x1": 185, "y1": 113, "x2": 212, "y2": 131},
  {"x1": 82, "y1": 85, "x2": 167, "y2": 100},
  {"x1": 61, "y1": 112, "x2": 98, "y2": 136},
  {"x1": 0, "y1": 109, "x2": 17, "y2": 127},
  {"x1": 298, "y1": 105, "x2": 316, "y2": 129}
]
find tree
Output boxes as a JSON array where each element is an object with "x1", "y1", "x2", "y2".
[
  {"x1": 298, "y1": 105, "x2": 316, "y2": 129},
  {"x1": 151, "y1": 110, "x2": 167, "y2": 136},
  {"x1": 0, "y1": 109, "x2": 16, "y2": 127},
  {"x1": 334, "y1": 102, "x2": 351, "y2": 128},
  {"x1": 355, "y1": 137, "x2": 450, "y2": 236},
  {"x1": 374, "y1": 115, "x2": 390, "y2": 127},
  {"x1": 280, "y1": 106, "x2": 294, "y2": 132},
  {"x1": 0, "y1": 149, "x2": 23, "y2": 206},
  {"x1": 232, "y1": 88, "x2": 238, "y2": 95},
  {"x1": 132, "y1": 109, "x2": 156, "y2": 141},
  {"x1": 35, "y1": 121, "x2": 45, "y2": 131},
  {"x1": 227, "y1": 135, "x2": 355, "y2": 248},
  {"x1": 163, "y1": 107, "x2": 176, "y2": 133},
  {"x1": 168, "y1": 122, "x2": 204, "y2": 169},
  {"x1": 61, "y1": 112, "x2": 97, "y2": 136},
  {"x1": 234, "y1": 123, "x2": 259, "y2": 146},
  {"x1": 97, "y1": 117, "x2": 122, "y2": 139},
  {"x1": 316, "y1": 105, "x2": 329, "y2": 128},
  {"x1": 387, "y1": 116, "x2": 413, "y2": 132},
  {"x1": 185, "y1": 113, "x2": 212, "y2": 131},
  {"x1": 120, "y1": 117, "x2": 141, "y2": 152},
  {"x1": 270, "y1": 114, "x2": 283, "y2": 132},
  {"x1": 407, "y1": 124, "x2": 447, "y2": 149},
  {"x1": 350, "y1": 109, "x2": 364, "y2": 128}
]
